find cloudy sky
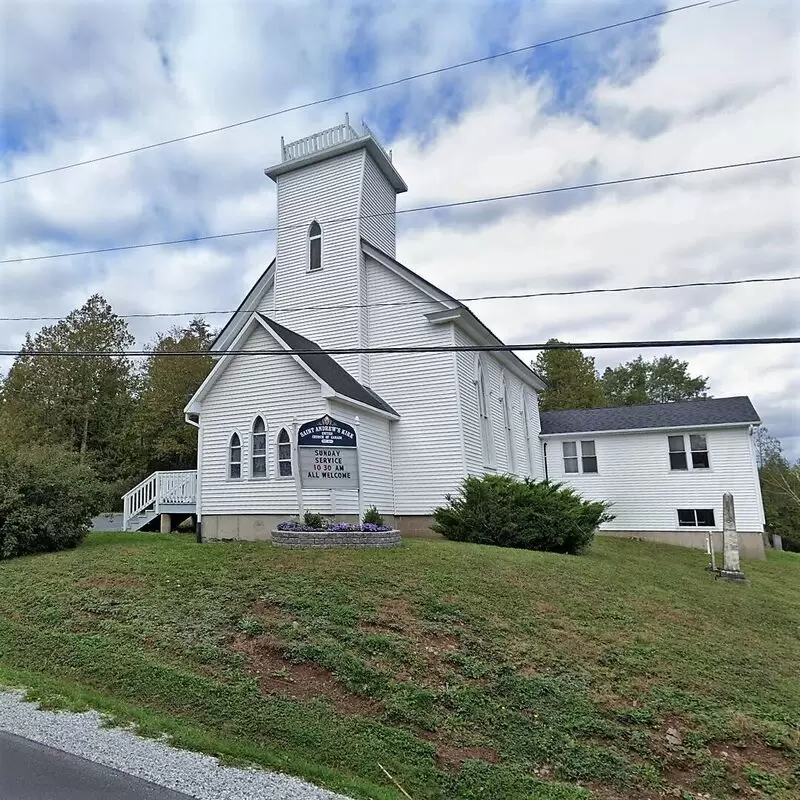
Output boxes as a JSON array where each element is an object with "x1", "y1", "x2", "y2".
[{"x1": 1, "y1": 0, "x2": 798, "y2": 456}]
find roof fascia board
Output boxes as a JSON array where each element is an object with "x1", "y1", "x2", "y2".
[
  {"x1": 185, "y1": 314, "x2": 265, "y2": 413},
  {"x1": 211, "y1": 261, "x2": 276, "y2": 353},
  {"x1": 266, "y1": 137, "x2": 407, "y2": 193},
  {"x1": 539, "y1": 421, "x2": 758, "y2": 438},
  {"x1": 324, "y1": 388, "x2": 401, "y2": 420}
]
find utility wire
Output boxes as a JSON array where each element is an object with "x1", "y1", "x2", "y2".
[
  {"x1": 1, "y1": 273, "x2": 797, "y2": 323},
  {"x1": 2, "y1": 337, "x2": 798, "y2": 359},
  {"x1": 0, "y1": 2, "x2": 710, "y2": 185},
  {"x1": 3, "y1": 154, "x2": 797, "y2": 265}
]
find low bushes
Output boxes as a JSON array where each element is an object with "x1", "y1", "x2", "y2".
[
  {"x1": 0, "y1": 446, "x2": 101, "y2": 560},
  {"x1": 432, "y1": 474, "x2": 613, "y2": 554}
]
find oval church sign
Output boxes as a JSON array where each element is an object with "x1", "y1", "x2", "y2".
[{"x1": 298, "y1": 415, "x2": 359, "y2": 488}]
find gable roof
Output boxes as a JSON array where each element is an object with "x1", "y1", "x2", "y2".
[
  {"x1": 362, "y1": 240, "x2": 547, "y2": 392},
  {"x1": 539, "y1": 396, "x2": 760, "y2": 435},
  {"x1": 257, "y1": 314, "x2": 399, "y2": 417},
  {"x1": 210, "y1": 260, "x2": 275, "y2": 353}
]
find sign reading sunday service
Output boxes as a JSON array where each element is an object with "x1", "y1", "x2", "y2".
[{"x1": 298, "y1": 415, "x2": 359, "y2": 489}]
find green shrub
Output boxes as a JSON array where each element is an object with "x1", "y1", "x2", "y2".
[
  {"x1": 303, "y1": 510, "x2": 325, "y2": 529},
  {"x1": 362, "y1": 505, "x2": 384, "y2": 526},
  {"x1": 0, "y1": 446, "x2": 102, "y2": 560},
  {"x1": 432, "y1": 475, "x2": 613, "y2": 555}
]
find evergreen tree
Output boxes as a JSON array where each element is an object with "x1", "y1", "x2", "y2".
[{"x1": 533, "y1": 340, "x2": 605, "y2": 411}]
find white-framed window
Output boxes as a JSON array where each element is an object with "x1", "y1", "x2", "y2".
[
  {"x1": 668, "y1": 433, "x2": 710, "y2": 471},
  {"x1": 251, "y1": 416, "x2": 267, "y2": 478},
  {"x1": 502, "y1": 378, "x2": 516, "y2": 474},
  {"x1": 229, "y1": 432, "x2": 242, "y2": 479},
  {"x1": 277, "y1": 428, "x2": 292, "y2": 477},
  {"x1": 563, "y1": 440, "x2": 598, "y2": 474},
  {"x1": 677, "y1": 508, "x2": 715, "y2": 527},
  {"x1": 308, "y1": 220, "x2": 322, "y2": 271},
  {"x1": 475, "y1": 356, "x2": 493, "y2": 465}
]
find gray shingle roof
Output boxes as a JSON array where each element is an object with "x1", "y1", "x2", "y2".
[
  {"x1": 257, "y1": 314, "x2": 399, "y2": 417},
  {"x1": 539, "y1": 396, "x2": 759, "y2": 435}
]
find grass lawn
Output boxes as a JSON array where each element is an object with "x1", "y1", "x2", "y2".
[{"x1": 0, "y1": 534, "x2": 797, "y2": 800}]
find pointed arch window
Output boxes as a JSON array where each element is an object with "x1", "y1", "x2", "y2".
[
  {"x1": 475, "y1": 356, "x2": 493, "y2": 465},
  {"x1": 522, "y1": 392, "x2": 535, "y2": 478},
  {"x1": 502, "y1": 378, "x2": 516, "y2": 474},
  {"x1": 229, "y1": 433, "x2": 242, "y2": 479},
  {"x1": 308, "y1": 220, "x2": 322, "y2": 271},
  {"x1": 252, "y1": 416, "x2": 267, "y2": 478},
  {"x1": 277, "y1": 428, "x2": 292, "y2": 477}
]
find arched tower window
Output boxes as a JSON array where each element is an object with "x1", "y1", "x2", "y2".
[
  {"x1": 308, "y1": 220, "x2": 322, "y2": 271},
  {"x1": 252, "y1": 416, "x2": 267, "y2": 477},
  {"x1": 277, "y1": 428, "x2": 292, "y2": 477},
  {"x1": 229, "y1": 432, "x2": 242, "y2": 479}
]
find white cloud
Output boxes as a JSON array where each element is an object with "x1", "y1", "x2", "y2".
[{"x1": 0, "y1": 0, "x2": 797, "y2": 458}]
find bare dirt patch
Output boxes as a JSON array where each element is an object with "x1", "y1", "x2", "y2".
[
  {"x1": 231, "y1": 634, "x2": 380, "y2": 717},
  {"x1": 418, "y1": 731, "x2": 499, "y2": 769},
  {"x1": 76, "y1": 575, "x2": 145, "y2": 590}
]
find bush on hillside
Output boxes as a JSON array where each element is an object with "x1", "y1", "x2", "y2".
[
  {"x1": 0, "y1": 446, "x2": 102, "y2": 560},
  {"x1": 432, "y1": 474, "x2": 613, "y2": 555}
]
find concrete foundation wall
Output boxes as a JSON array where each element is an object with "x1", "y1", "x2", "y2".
[
  {"x1": 599, "y1": 529, "x2": 765, "y2": 560},
  {"x1": 201, "y1": 513, "x2": 401, "y2": 541}
]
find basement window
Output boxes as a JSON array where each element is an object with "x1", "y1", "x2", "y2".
[{"x1": 677, "y1": 509, "x2": 715, "y2": 527}]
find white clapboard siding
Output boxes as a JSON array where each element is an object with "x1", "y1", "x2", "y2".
[
  {"x1": 545, "y1": 426, "x2": 764, "y2": 532},
  {"x1": 327, "y1": 400, "x2": 394, "y2": 514},
  {"x1": 360, "y1": 152, "x2": 396, "y2": 256},
  {"x1": 455, "y1": 328, "x2": 483, "y2": 475},
  {"x1": 364, "y1": 256, "x2": 463, "y2": 513},
  {"x1": 272, "y1": 151, "x2": 364, "y2": 376},
  {"x1": 523, "y1": 388, "x2": 545, "y2": 479},
  {"x1": 257, "y1": 281, "x2": 275, "y2": 316},
  {"x1": 200, "y1": 326, "x2": 333, "y2": 515}
]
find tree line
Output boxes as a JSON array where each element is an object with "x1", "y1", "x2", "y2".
[{"x1": 0, "y1": 295, "x2": 214, "y2": 509}]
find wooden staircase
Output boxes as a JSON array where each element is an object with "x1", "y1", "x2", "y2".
[{"x1": 122, "y1": 470, "x2": 197, "y2": 532}]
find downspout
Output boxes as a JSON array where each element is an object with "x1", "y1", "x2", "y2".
[{"x1": 543, "y1": 441, "x2": 548, "y2": 482}]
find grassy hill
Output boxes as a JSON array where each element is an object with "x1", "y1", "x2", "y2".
[{"x1": 0, "y1": 533, "x2": 797, "y2": 800}]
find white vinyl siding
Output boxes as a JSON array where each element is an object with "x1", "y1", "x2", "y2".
[
  {"x1": 272, "y1": 151, "x2": 364, "y2": 376},
  {"x1": 360, "y1": 152, "x2": 396, "y2": 256},
  {"x1": 545, "y1": 426, "x2": 764, "y2": 532},
  {"x1": 364, "y1": 256, "x2": 462, "y2": 513},
  {"x1": 256, "y1": 282, "x2": 275, "y2": 316}
]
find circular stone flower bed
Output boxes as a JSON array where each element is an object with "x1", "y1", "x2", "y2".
[{"x1": 272, "y1": 521, "x2": 400, "y2": 549}]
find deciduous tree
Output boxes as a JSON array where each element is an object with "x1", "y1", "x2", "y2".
[
  {"x1": 533, "y1": 340, "x2": 605, "y2": 411},
  {"x1": 601, "y1": 355, "x2": 709, "y2": 406}
]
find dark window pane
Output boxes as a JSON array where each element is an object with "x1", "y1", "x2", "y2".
[
  {"x1": 253, "y1": 417, "x2": 265, "y2": 433},
  {"x1": 309, "y1": 220, "x2": 321, "y2": 236},
  {"x1": 582, "y1": 456, "x2": 598, "y2": 473},
  {"x1": 580, "y1": 440, "x2": 595, "y2": 456},
  {"x1": 563, "y1": 441, "x2": 577, "y2": 458},
  {"x1": 564, "y1": 457, "x2": 579, "y2": 473},
  {"x1": 689, "y1": 434, "x2": 706, "y2": 451},
  {"x1": 695, "y1": 509, "x2": 715, "y2": 526},
  {"x1": 668, "y1": 435, "x2": 685, "y2": 453},
  {"x1": 230, "y1": 463, "x2": 241, "y2": 479},
  {"x1": 677, "y1": 509, "x2": 696, "y2": 526},
  {"x1": 310, "y1": 237, "x2": 321, "y2": 270},
  {"x1": 278, "y1": 444, "x2": 291, "y2": 461},
  {"x1": 692, "y1": 451, "x2": 710, "y2": 469},
  {"x1": 252, "y1": 456, "x2": 266, "y2": 477},
  {"x1": 278, "y1": 429, "x2": 290, "y2": 444},
  {"x1": 231, "y1": 433, "x2": 241, "y2": 447},
  {"x1": 253, "y1": 434, "x2": 266, "y2": 455},
  {"x1": 670, "y1": 452, "x2": 688, "y2": 470},
  {"x1": 279, "y1": 461, "x2": 293, "y2": 477},
  {"x1": 230, "y1": 447, "x2": 241, "y2": 462}
]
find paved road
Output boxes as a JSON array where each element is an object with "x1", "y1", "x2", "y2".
[{"x1": 0, "y1": 731, "x2": 194, "y2": 800}]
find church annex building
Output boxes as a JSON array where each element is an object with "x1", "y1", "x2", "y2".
[{"x1": 122, "y1": 117, "x2": 767, "y2": 558}]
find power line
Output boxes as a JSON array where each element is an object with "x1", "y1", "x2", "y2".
[
  {"x1": 2, "y1": 337, "x2": 797, "y2": 359},
  {"x1": 0, "y1": 2, "x2": 710, "y2": 185},
  {"x1": 3, "y1": 154, "x2": 797, "y2": 265},
  {"x1": 1, "y1": 273, "x2": 797, "y2": 323}
]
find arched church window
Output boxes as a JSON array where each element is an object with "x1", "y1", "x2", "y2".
[
  {"x1": 475, "y1": 356, "x2": 493, "y2": 465},
  {"x1": 309, "y1": 221, "x2": 322, "y2": 271},
  {"x1": 252, "y1": 416, "x2": 267, "y2": 477},
  {"x1": 229, "y1": 432, "x2": 242, "y2": 479},
  {"x1": 502, "y1": 378, "x2": 516, "y2": 474},
  {"x1": 277, "y1": 428, "x2": 292, "y2": 477}
]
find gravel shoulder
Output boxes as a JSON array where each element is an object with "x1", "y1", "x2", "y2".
[{"x1": 0, "y1": 690, "x2": 350, "y2": 800}]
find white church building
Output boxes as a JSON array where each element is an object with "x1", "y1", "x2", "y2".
[{"x1": 122, "y1": 117, "x2": 767, "y2": 558}]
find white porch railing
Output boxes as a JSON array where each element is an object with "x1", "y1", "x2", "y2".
[
  {"x1": 281, "y1": 114, "x2": 392, "y2": 163},
  {"x1": 122, "y1": 470, "x2": 197, "y2": 531}
]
